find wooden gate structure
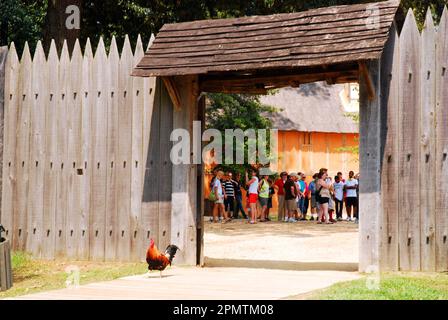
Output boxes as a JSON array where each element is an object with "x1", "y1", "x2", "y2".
[{"x1": 0, "y1": 0, "x2": 448, "y2": 272}]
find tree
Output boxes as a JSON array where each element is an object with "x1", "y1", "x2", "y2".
[
  {"x1": 205, "y1": 93, "x2": 277, "y2": 177},
  {"x1": 43, "y1": 0, "x2": 82, "y2": 54},
  {"x1": 0, "y1": 0, "x2": 47, "y2": 54}
]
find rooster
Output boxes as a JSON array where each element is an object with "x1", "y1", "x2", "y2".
[{"x1": 146, "y1": 239, "x2": 180, "y2": 278}]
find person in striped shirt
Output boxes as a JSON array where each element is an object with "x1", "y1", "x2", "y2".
[{"x1": 223, "y1": 172, "x2": 236, "y2": 220}]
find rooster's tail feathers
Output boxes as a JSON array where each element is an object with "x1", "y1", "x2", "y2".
[{"x1": 164, "y1": 244, "x2": 180, "y2": 263}]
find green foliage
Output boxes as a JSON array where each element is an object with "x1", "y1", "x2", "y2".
[
  {"x1": 401, "y1": 0, "x2": 447, "y2": 28},
  {"x1": 205, "y1": 93, "x2": 277, "y2": 176},
  {"x1": 0, "y1": 0, "x2": 47, "y2": 54},
  {"x1": 335, "y1": 112, "x2": 359, "y2": 160}
]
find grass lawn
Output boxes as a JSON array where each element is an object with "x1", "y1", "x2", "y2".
[
  {"x1": 306, "y1": 272, "x2": 448, "y2": 300},
  {"x1": 0, "y1": 251, "x2": 147, "y2": 299}
]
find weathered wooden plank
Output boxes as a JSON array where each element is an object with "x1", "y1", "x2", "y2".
[
  {"x1": 42, "y1": 40, "x2": 58, "y2": 259},
  {"x1": 435, "y1": 7, "x2": 448, "y2": 272},
  {"x1": 78, "y1": 39, "x2": 93, "y2": 260},
  {"x1": 134, "y1": 49, "x2": 383, "y2": 77},
  {"x1": 116, "y1": 35, "x2": 133, "y2": 261},
  {"x1": 56, "y1": 41, "x2": 70, "y2": 258},
  {"x1": 359, "y1": 58, "x2": 382, "y2": 273},
  {"x1": 150, "y1": 30, "x2": 390, "y2": 58},
  {"x1": 0, "y1": 241, "x2": 6, "y2": 291},
  {"x1": 196, "y1": 95, "x2": 206, "y2": 266},
  {"x1": 27, "y1": 41, "x2": 47, "y2": 257},
  {"x1": 156, "y1": 10, "x2": 396, "y2": 40},
  {"x1": 379, "y1": 24, "x2": 399, "y2": 271},
  {"x1": 0, "y1": 46, "x2": 6, "y2": 227},
  {"x1": 170, "y1": 75, "x2": 198, "y2": 265},
  {"x1": 153, "y1": 24, "x2": 391, "y2": 52},
  {"x1": 0, "y1": 45, "x2": 18, "y2": 243},
  {"x1": 140, "y1": 46, "x2": 384, "y2": 69},
  {"x1": 130, "y1": 35, "x2": 145, "y2": 261},
  {"x1": 420, "y1": 10, "x2": 436, "y2": 271},
  {"x1": 105, "y1": 36, "x2": 119, "y2": 261},
  {"x1": 398, "y1": 9, "x2": 421, "y2": 271},
  {"x1": 141, "y1": 36, "x2": 158, "y2": 258},
  {"x1": 66, "y1": 40, "x2": 83, "y2": 259},
  {"x1": 89, "y1": 38, "x2": 108, "y2": 260},
  {"x1": 158, "y1": 79, "x2": 173, "y2": 251},
  {"x1": 14, "y1": 43, "x2": 32, "y2": 251}
]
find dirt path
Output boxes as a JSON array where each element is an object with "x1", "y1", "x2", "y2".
[
  {"x1": 10, "y1": 266, "x2": 360, "y2": 300},
  {"x1": 204, "y1": 219, "x2": 359, "y2": 270}
]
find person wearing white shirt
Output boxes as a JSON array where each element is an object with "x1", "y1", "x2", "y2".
[
  {"x1": 333, "y1": 175, "x2": 345, "y2": 221},
  {"x1": 245, "y1": 170, "x2": 259, "y2": 224},
  {"x1": 344, "y1": 171, "x2": 358, "y2": 222}
]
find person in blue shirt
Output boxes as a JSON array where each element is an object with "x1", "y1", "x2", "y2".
[{"x1": 308, "y1": 173, "x2": 319, "y2": 221}]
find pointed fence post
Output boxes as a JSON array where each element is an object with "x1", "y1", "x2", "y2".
[{"x1": 435, "y1": 7, "x2": 448, "y2": 272}]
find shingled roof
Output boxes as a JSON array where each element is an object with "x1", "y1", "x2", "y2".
[
  {"x1": 260, "y1": 83, "x2": 359, "y2": 134},
  {"x1": 133, "y1": 0, "x2": 400, "y2": 77}
]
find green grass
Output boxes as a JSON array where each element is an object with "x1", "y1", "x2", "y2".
[
  {"x1": 307, "y1": 273, "x2": 448, "y2": 300},
  {"x1": 1, "y1": 251, "x2": 147, "y2": 299}
]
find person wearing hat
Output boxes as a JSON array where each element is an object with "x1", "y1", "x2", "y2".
[{"x1": 273, "y1": 171, "x2": 288, "y2": 221}]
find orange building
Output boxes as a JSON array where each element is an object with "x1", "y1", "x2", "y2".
[
  {"x1": 260, "y1": 82, "x2": 359, "y2": 179},
  {"x1": 204, "y1": 82, "x2": 359, "y2": 213}
]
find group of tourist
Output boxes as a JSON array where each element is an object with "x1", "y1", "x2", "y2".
[{"x1": 209, "y1": 168, "x2": 359, "y2": 225}]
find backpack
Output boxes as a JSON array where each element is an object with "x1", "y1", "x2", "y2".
[
  {"x1": 208, "y1": 190, "x2": 217, "y2": 202},
  {"x1": 315, "y1": 185, "x2": 323, "y2": 202}
]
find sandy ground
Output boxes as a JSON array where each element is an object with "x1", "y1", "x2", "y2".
[{"x1": 204, "y1": 219, "x2": 359, "y2": 271}]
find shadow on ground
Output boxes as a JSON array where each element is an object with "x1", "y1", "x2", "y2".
[{"x1": 204, "y1": 257, "x2": 358, "y2": 272}]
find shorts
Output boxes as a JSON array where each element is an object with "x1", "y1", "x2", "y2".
[
  {"x1": 318, "y1": 197, "x2": 330, "y2": 205},
  {"x1": 249, "y1": 193, "x2": 258, "y2": 204},
  {"x1": 346, "y1": 197, "x2": 358, "y2": 208},
  {"x1": 215, "y1": 195, "x2": 224, "y2": 204},
  {"x1": 286, "y1": 199, "x2": 297, "y2": 211},
  {"x1": 259, "y1": 197, "x2": 269, "y2": 207},
  {"x1": 267, "y1": 198, "x2": 273, "y2": 209},
  {"x1": 311, "y1": 194, "x2": 317, "y2": 209}
]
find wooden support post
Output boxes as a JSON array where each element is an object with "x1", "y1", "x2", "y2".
[
  {"x1": 359, "y1": 58, "x2": 382, "y2": 273},
  {"x1": 0, "y1": 46, "x2": 7, "y2": 224},
  {"x1": 162, "y1": 76, "x2": 182, "y2": 111},
  {"x1": 359, "y1": 61, "x2": 376, "y2": 101},
  {"x1": 170, "y1": 75, "x2": 199, "y2": 265}
]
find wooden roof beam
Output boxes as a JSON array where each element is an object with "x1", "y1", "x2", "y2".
[
  {"x1": 200, "y1": 69, "x2": 359, "y2": 93},
  {"x1": 358, "y1": 61, "x2": 375, "y2": 100},
  {"x1": 162, "y1": 76, "x2": 182, "y2": 111}
]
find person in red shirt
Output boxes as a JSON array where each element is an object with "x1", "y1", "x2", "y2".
[{"x1": 273, "y1": 172, "x2": 288, "y2": 222}]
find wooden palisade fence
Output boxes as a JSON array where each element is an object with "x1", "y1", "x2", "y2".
[
  {"x1": 0, "y1": 6, "x2": 447, "y2": 272},
  {"x1": 0, "y1": 35, "x2": 178, "y2": 262},
  {"x1": 361, "y1": 7, "x2": 448, "y2": 272}
]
